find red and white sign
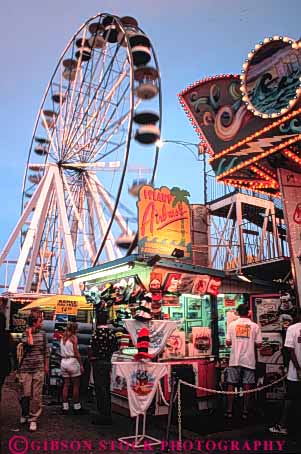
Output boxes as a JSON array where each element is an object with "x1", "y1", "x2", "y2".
[{"x1": 278, "y1": 169, "x2": 301, "y2": 306}]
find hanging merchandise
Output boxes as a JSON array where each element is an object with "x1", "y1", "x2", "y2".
[
  {"x1": 255, "y1": 296, "x2": 282, "y2": 332},
  {"x1": 279, "y1": 290, "x2": 295, "y2": 315},
  {"x1": 188, "y1": 326, "x2": 212, "y2": 356},
  {"x1": 162, "y1": 273, "x2": 181, "y2": 306},
  {"x1": 125, "y1": 319, "x2": 178, "y2": 358},
  {"x1": 112, "y1": 280, "x2": 131, "y2": 325},
  {"x1": 251, "y1": 294, "x2": 288, "y2": 400},
  {"x1": 149, "y1": 272, "x2": 163, "y2": 319},
  {"x1": 162, "y1": 329, "x2": 186, "y2": 359},
  {"x1": 258, "y1": 332, "x2": 283, "y2": 364},
  {"x1": 83, "y1": 286, "x2": 101, "y2": 305},
  {"x1": 134, "y1": 327, "x2": 152, "y2": 361},
  {"x1": 116, "y1": 332, "x2": 132, "y2": 350},
  {"x1": 49, "y1": 313, "x2": 70, "y2": 385},
  {"x1": 115, "y1": 362, "x2": 168, "y2": 417},
  {"x1": 279, "y1": 313, "x2": 293, "y2": 330},
  {"x1": 134, "y1": 292, "x2": 153, "y2": 321},
  {"x1": 128, "y1": 286, "x2": 144, "y2": 317}
]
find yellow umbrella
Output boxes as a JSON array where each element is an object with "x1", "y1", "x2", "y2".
[{"x1": 20, "y1": 294, "x2": 92, "y2": 312}]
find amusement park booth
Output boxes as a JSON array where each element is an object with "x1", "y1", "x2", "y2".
[
  {"x1": 0, "y1": 292, "x2": 53, "y2": 335},
  {"x1": 64, "y1": 253, "x2": 280, "y2": 413},
  {"x1": 64, "y1": 178, "x2": 287, "y2": 412}
]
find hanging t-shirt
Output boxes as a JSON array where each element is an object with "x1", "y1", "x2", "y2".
[
  {"x1": 226, "y1": 317, "x2": 262, "y2": 369},
  {"x1": 285, "y1": 322, "x2": 301, "y2": 381},
  {"x1": 115, "y1": 362, "x2": 168, "y2": 417},
  {"x1": 125, "y1": 320, "x2": 178, "y2": 357}
]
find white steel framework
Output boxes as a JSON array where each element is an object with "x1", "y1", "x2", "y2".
[
  {"x1": 208, "y1": 192, "x2": 289, "y2": 272},
  {"x1": 0, "y1": 13, "x2": 162, "y2": 295}
]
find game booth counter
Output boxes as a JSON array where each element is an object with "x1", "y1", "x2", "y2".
[{"x1": 64, "y1": 253, "x2": 281, "y2": 415}]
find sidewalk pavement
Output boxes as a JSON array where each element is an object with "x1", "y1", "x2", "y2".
[
  {"x1": 0, "y1": 383, "x2": 164, "y2": 454},
  {"x1": 1, "y1": 381, "x2": 300, "y2": 454}
]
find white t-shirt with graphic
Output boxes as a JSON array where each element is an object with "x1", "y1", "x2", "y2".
[
  {"x1": 285, "y1": 322, "x2": 301, "y2": 381},
  {"x1": 226, "y1": 317, "x2": 262, "y2": 370},
  {"x1": 115, "y1": 362, "x2": 168, "y2": 417},
  {"x1": 125, "y1": 320, "x2": 178, "y2": 357}
]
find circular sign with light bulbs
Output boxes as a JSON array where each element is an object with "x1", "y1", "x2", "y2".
[{"x1": 240, "y1": 36, "x2": 301, "y2": 118}]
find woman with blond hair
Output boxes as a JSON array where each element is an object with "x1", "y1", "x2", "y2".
[{"x1": 60, "y1": 322, "x2": 84, "y2": 414}]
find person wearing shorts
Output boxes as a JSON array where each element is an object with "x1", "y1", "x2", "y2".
[
  {"x1": 60, "y1": 323, "x2": 84, "y2": 414},
  {"x1": 269, "y1": 318, "x2": 301, "y2": 435},
  {"x1": 225, "y1": 303, "x2": 262, "y2": 419}
]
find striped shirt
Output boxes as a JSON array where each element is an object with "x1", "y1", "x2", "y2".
[{"x1": 20, "y1": 330, "x2": 49, "y2": 373}]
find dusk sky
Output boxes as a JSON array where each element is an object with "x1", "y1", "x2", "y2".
[{"x1": 1, "y1": 0, "x2": 301, "y2": 252}]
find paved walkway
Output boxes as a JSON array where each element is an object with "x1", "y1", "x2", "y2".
[
  {"x1": 1, "y1": 381, "x2": 300, "y2": 454},
  {"x1": 0, "y1": 382, "x2": 165, "y2": 454}
]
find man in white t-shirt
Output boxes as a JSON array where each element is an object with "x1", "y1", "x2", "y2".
[
  {"x1": 225, "y1": 303, "x2": 262, "y2": 419},
  {"x1": 269, "y1": 319, "x2": 301, "y2": 435}
]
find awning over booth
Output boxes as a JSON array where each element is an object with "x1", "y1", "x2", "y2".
[{"x1": 20, "y1": 295, "x2": 91, "y2": 312}]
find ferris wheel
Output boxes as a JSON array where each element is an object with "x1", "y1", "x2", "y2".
[{"x1": 0, "y1": 13, "x2": 162, "y2": 295}]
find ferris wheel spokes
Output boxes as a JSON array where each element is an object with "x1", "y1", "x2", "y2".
[
  {"x1": 62, "y1": 41, "x2": 121, "y2": 157},
  {"x1": 23, "y1": 188, "x2": 53, "y2": 293},
  {"x1": 85, "y1": 175, "x2": 121, "y2": 261},
  {"x1": 1, "y1": 13, "x2": 162, "y2": 294},
  {"x1": 61, "y1": 172, "x2": 95, "y2": 263},
  {"x1": 89, "y1": 173, "x2": 131, "y2": 235},
  {"x1": 7, "y1": 168, "x2": 55, "y2": 293},
  {"x1": 65, "y1": 72, "x2": 128, "y2": 160}
]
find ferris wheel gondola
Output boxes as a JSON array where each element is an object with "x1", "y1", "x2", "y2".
[{"x1": 0, "y1": 13, "x2": 162, "y2": 295}]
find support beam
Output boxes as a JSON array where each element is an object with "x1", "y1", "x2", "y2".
[
  {"x1": 90, "y1": 173, "x2": 131, "y2": 235},
  {"x1": 8, "y1": 168, "x2": 55, "y2": 292},
  {"x1": 86, "y1": 175, "x2": 119, "y2": 261},
  {"x1": 53, "y1": 167, "x2": 80, "y2": 295},
  {"x1": 24, "y1": 185, "x2": 53, "y2": 292},
  {"x1": 0, "y1": 172, "x2": 48, "y2": 266}
]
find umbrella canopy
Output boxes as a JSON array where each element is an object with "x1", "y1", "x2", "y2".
[{"x1": 20, "y1": 294, "x2": 92, "y2": 312}]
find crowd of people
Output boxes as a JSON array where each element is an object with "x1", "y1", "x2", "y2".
[
  {"x1": 0, "y1": 309, "x2": 119, "y2": 432},
  {"x1": 0, "y1": 302, "x2": 301, "y2": 436}
]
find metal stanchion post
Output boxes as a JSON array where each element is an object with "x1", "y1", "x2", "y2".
[{"x1": 164, "y1": 371, "x2": 178, "y2": 451}]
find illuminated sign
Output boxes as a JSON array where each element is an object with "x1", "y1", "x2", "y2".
[
  {"x1": 137, "y1": 185, "x2": 192, "y2": 258},
  {"x1": 278, "y1": 169, "x2": 301, "y2": 306},
  {"x1": 179, "y1": 36, "x2": 301, "y2": 196},
  {"x1": 240, "y1": 37, "x2": 301, "y2": 119}
]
